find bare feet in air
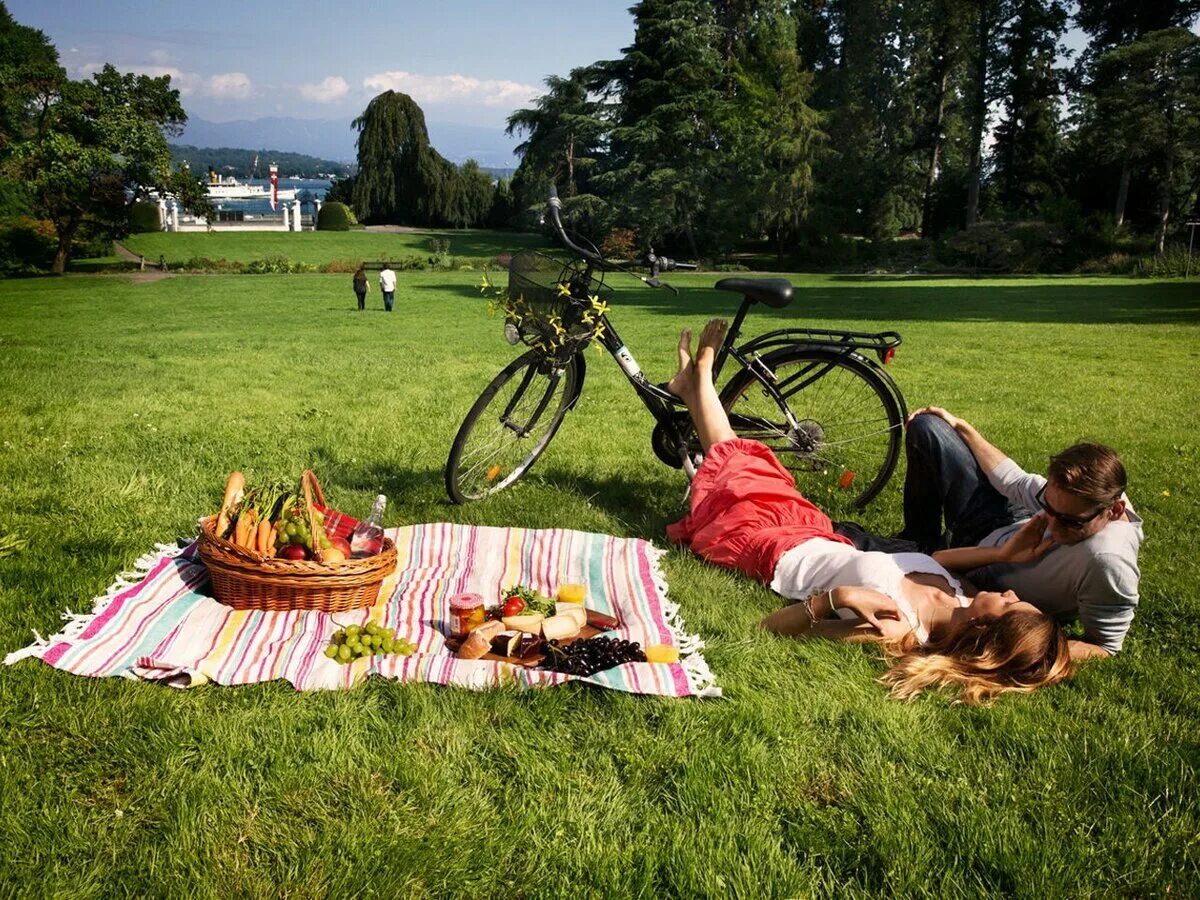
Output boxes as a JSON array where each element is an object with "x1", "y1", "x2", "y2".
[
  {"x1": 666, "y1": 319, "x2": 727, "y2": 401},
  {"x1": 694, "y1": 318, "x2": 727, "y2": 374},
  {"x1": 665, "y1": 327, "x2": 694, "y2": 401}
]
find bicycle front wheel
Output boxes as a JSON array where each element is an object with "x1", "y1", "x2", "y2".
[
  {"x1": 719, "y1": 348, "x2": 903, "y2": 507},
  {"x1": 445, "y1": 351, "x2": 581, "y2": 504}
]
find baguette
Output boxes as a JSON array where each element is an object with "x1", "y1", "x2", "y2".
[{"x1": 215, "y1": 471, "x2": 245, "y2": 537}]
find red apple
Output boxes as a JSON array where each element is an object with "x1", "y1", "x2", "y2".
[
  {"x1": 279, "y1": 544, "x2": 309, "y2": 561},
  {"x1": 330, "y1": 536, "x2": 352, "y2": 558}
]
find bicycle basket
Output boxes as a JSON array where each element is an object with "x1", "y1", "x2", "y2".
[{"x1": 504, "y1": 250, "x2": 611, "y2": 359}]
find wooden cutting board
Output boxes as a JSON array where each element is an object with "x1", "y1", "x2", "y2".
[{"x1": 445, "y1": 609, "x2": 619, "y2": 668}]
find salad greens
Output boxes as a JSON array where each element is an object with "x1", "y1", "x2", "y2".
[{"x1": 502, "y1": 585, "x2": 556, "y2": 617}]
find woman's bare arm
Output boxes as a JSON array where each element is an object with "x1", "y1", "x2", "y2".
[{"x1": 761, "y1": 587, "x2": 905, "y2": 640}]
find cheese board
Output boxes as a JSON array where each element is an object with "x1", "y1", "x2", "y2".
[{"x1": 445, "y1": 608, "x2": 619, "y2": 668}]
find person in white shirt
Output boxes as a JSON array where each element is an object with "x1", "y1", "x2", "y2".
[
  {"x1": 378, "y1": 262, "x2": 397, "y2": 312},
  {"x1": 666, "y1": 320, "x2": 1073, "y2": 705},
  {"x1": 896, "y1": 407, "x2": 1142, "y2": 662}
]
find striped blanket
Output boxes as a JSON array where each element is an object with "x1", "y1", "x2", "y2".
[{"x1": 5, "y1": 524, "x2": 720, "y2": 698}]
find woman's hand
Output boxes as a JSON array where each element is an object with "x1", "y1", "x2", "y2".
[
  {"x1": 1000, "y1": 513, "x2": 1055, "y2": 565},
  {"x1": 829, "y1": 587, "x2": 902, "y2": 630}
]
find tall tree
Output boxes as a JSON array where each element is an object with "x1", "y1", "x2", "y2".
[
  {"x1": 0, "y1": 1, "x2": 63, "y2": 153},
  {"x1": 907, "y1": 0, "x2": 972, "y2": 235},
  {"x1": 991, "y1": 0, "x2": 1068, "y2": 215},
  {"x1": 711, "y1": 2, "x2": 823, "y2": 255},
  {"x1": 1087, "y1": 29, "x2": 1200, "y2": 252},
  {"x1": 963, "y1": 0, "x2": 1008, "y2": 227},
  {"x1": 506, "y1": 68, "x2": 607, "y2": 202},
  {"x1": 1075, "y1": 0, "x2": 1200, "y2": 51},
  {"x1": 601, "y1": 0, "x2": 724, "y2": 255},
  {"x1": 12, "y1": 64, "x2": 208, "y2": 273},
  {"x1": 1074, "y1": 0, "x2": 1200, "y2": 226}
]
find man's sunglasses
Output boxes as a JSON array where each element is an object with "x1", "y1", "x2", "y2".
[{"x1": 1035, "y1": 484, "x2": 1114, "y2": 530}]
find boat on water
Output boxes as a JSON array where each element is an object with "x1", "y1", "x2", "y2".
[{"x1": 207, "y1": 174, "x2": 298, "y2": 202}]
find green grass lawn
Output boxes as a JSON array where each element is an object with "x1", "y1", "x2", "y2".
[
  {"x1": 118, "y1": 228, "x2": 547, "y2": 267},
  {"x1": 1, "y1": 271, "x2": 1197, "y2": 896}
]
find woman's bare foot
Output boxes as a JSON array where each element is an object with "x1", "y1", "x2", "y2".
[
  {"x1": 665, "y1": 319, "x2": 727, "y2": 402},
  {"x1": 694, "y1": 319, "x2": 728, "y2": 376},
  {"x1": 665, "y1": 327, "x2": 695, "y2": 401}
]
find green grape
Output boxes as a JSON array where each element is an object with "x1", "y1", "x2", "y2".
[
  {"x1": 345, "y1": 625, "x2": 360, "y2": 638},
  {"x1": 323, "y1": 645, "x2": 338, "y2": 659},
  {"x1": 365, "y1": 622, "x2": 379, "y2": 636},
  {"x1": 382, "y1": 628, "x2": 394, "y2": 641},
  {"x1": 337, "y1": 645, "x2": 351, "y2": 662}
]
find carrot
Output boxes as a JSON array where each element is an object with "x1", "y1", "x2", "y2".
[
  {"x1": 235, "y1": 510, "x2": 255, "y2": 548},
  {"x1": 215, "y1": 471, "x2": 245, "y2": 537},
  {"x1": 264, "y1": 525, "x2": 278, "y2": 558},
  {"x1": 256, "y1": 519, "x2": 272, "y2": 555}
]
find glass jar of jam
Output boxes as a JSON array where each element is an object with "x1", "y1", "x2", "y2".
[{"x1": 448, "y1": 592, "x2": 486, "y2": 638}]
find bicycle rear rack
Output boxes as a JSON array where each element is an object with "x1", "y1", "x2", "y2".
[{"x1": 737, "y1": 327, "x2": 902, "y2": 364}]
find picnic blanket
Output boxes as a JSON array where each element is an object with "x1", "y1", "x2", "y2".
[{"x1": 5, "y1": 524, "x2": 721, "y2": 697}]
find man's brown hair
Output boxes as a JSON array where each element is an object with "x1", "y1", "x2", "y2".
[{"x1": 1048, "y1": 442, "x2": 1126, "y2": 505}]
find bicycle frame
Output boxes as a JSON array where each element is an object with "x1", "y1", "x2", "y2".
[
  {"x1": 542, "y1": 185, "x2": 904, "y2": 476},
  {"x1": 583, "y1": 293, "x2": 904, "y2": 458}
]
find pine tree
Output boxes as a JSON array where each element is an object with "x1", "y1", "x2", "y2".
[
  {"x1": 991, "y1": 0, "x2": 1068, "y2": 215},
  {"x1": 601, "y1": 0, "x2": 724, "y2": 255}
]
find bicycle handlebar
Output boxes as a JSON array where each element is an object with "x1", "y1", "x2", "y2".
[
  {"x1": 546, "y1": 185, "x2": 604, "y2": 267},
  {"x1": 545, "y1": 185, "x2": 683, "y2": 295}
]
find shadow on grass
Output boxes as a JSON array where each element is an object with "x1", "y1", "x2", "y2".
[{"x1": 597, "y1": 280, "x2": 1200, "y2": 326}]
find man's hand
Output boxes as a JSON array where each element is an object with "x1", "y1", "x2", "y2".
[
  {"x1": 906, "y1": 406, "x2": 967, "y2": 430},
  {"x1": 1000, "y1": 513, "x2": 1056, "y2": 565}
]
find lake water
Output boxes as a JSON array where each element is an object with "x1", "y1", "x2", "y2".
[{"x1": 208, "y1": 178, "x2": 334, "y2": 217}]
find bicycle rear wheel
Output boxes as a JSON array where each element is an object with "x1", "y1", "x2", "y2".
[
  {"x1": 719, "y1": 348, "x2": 903, "y2": 507},
  {"x1": 445, "y1": 350, "x2": 581, "y2": 504}
]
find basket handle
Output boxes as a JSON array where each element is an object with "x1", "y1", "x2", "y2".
[{"x1": 301, "y1": 470, "x2": 325, "y2": 563}]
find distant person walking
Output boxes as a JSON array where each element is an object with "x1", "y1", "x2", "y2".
[
  {"x1": 352, "y1": 264, "x2": 369, "y2": 310},
  {"x1": 379, "y1": 262, "x2": 396, "y2": 312}
]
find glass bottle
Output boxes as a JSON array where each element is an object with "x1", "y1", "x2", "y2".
[{"x1": 350, "y1": 494, "x2": 386, "y2": 558}]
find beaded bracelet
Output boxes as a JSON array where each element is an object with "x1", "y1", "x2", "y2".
[{"x1": 800, "y1": 595, "x2": 817, "y2": 626}]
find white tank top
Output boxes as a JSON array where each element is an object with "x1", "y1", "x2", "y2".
[{"x1": 770, "y1": 539, "x2": 969, "y2": 644}]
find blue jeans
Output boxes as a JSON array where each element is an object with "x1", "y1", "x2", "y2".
[
  {"x1": 898, "y1": 414, "x2": 1016, "y2": 553},
  {"x1": 382, "y1": 290, "x2": 395, "y2": 311}
]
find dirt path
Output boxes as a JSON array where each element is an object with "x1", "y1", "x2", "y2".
[
  {"x1": 127, "y1": 271, "x2": 173, "y2": 284},
  {"x1": 363, "y1": 225, "x2": 423, "y2": 234}
]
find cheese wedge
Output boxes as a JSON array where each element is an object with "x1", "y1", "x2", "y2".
[
  {"x1": 502, "y1": 614, "x2": 544, "y2": 635},
  {"x1": 557, "y1": 605, "x2": 587, "y2": 629},
  {"x1": 542, "y1": 614, "x2": 581, "y2": 641}
]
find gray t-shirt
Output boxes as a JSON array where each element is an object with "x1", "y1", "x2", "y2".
[{"x1": 969, "y1": 458, "x2": 1143, "y2": 655}]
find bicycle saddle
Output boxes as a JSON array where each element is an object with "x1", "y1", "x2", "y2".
[{"x1": 714, "y1": 277, "x2": 794, "y2": 308}]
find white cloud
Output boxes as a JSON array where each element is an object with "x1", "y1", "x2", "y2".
[
  {"x1": 362, "y1": 71, "x2": 539, "y2": 108},
  {"x1": 206, "y1": 72, "x2": 252, "y2": 99},
  {"x1": 66, "y1": 61, "x2": 252, "y2": 102},
  {"x1": 149, "y1": 49, "x2": 170, "y2": 64},
  {"x1": 300, "y1": 75, "x2": 350, "y2": 104}
]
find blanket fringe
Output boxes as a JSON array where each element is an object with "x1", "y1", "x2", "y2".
[
  {"x1": 3, "y1": 541, "x2": 188, "y2": 667},
  {"x1": 646, "y1": 544, "x2": 722, "y2": 698}
]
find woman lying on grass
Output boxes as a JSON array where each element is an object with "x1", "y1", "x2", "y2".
[{"x1": 666, "y1": 320, "x2": 1072, "y2": 705}]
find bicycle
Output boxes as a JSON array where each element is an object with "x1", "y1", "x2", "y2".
[{"x1": 445, "y1": 186, "x2": 907, "y2": 507}]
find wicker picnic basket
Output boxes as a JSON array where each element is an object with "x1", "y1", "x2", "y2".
[{"x1": 198, "y1": 470, "x2": 397, "y2": 613}]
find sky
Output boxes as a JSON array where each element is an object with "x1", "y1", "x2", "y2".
[{"x1": 9, "y1": 0, "x2": 638, "y2": 126}]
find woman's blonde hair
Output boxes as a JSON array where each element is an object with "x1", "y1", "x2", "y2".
[{"x1": 879, "y1": 610, "x2": 1072, "y2": 705}]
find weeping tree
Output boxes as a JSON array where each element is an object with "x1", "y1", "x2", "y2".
[{"x1": 351, "y1": 90, "x2": 490, "y2": 227}]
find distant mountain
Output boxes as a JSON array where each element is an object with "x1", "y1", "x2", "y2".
[
  {"x1": 169, "y1": 144, "x2": 353, "y2": 179},
  {"x1": 177, "y1": 116, "x2": 521, "y2": 168}
]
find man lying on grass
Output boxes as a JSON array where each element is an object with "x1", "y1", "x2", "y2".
[
  {"x1": 896, "y1": 407, "x2": 1143, "y2": 662},
  {"x1": 665, "y1": 320, "x2": 1072, "y2": 705}
]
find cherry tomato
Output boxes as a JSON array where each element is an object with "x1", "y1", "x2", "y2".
[{"x1": 502, "y1": 597, "x2": 526, "y2": 617}]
